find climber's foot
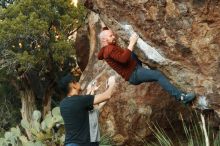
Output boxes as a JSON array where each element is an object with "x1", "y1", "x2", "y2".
[{"x1": 179, "y1": 92, "x2": 196, "y2": 105}]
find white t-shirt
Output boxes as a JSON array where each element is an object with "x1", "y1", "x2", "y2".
[{"x1": 89, "y1": 109, "x2": 100, "y2": 142}]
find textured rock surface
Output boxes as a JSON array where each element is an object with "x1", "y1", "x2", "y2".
[{"x1": 79, "y1": 0, "x2": 220, "y2": 145}]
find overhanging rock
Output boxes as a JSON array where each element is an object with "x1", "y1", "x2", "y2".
[{"x1": 81, "y1": 0, "x2": 220, "y2": 145}]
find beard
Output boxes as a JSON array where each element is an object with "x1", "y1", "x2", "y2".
[{"x1": 111, "y1": 39, "x2": 116, "y2": 45}]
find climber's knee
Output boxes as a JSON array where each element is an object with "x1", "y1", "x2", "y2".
[{"x1": 153, "y1": 70, "x2": 163, "y2": 78}]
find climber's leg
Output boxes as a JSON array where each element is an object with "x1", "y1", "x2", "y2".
[
  {"x1": 129, "y1": 66, "x2": 182, "y2": 99},
  {"x1": 129, "y1": 66, "x2": 195, "y2": 103}
]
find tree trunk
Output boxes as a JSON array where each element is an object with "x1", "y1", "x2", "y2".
[
  {"x1": 20, "y1": 88, "x2": 36, "y2": 140},
  {"x1": 42, "y1": 82, "x2": 54, "y2": 118},
  {"x1": 42, "y1": 87, "x2": 53, "y2": 118}
]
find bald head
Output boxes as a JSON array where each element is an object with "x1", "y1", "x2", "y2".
[
  {"x1": 99, "y1": 29, "x2": 116, "y2": 47},
  {"x1": 99, "y1": 30, "x2": 111, "y2": 40}
]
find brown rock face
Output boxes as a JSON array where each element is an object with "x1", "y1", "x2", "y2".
[
  {"x1": 75, "y1": 27, "x2": 90, "y2": 71},
  {"x1": 80, "y1": 0, "x2": 220, "y2": 145}
]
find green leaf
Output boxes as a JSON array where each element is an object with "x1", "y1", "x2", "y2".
[
  {"x1": 19, "y1": 136, "x2": 28, "y2": 145},
  {"x1": 21, "y1": 119, "x2": 30, "y2": 129},
  {"x1": 43, "y1": 112, "x2": 53, "y2": 129},
  {"x1": 10, "y1": 127, "x2": 21, "y2": 137},
  {"x1": 32, "y1": 121, "x2": 41, "y2": 132},
  {"x1": 40, "y1": 121, "x2": 46, "y2": 131},
  {"x1": 52, "y1": 107, "x2": 61, "y2": 117},
  {"x1": 23, "y1": 141, "x2": 35, "y2": 146},
  {"x1": 4, "y1": 132, "x2": 13, "y2": 139},
  {"x1": 32, "y1": 110, "x2": 41, "y2": 122},
  {"x1": 34, "y1": 141, "x2": 46, "y2": 146},
  {"x1": 0, "y1": 138, "x2": 7, "y2": 146}
]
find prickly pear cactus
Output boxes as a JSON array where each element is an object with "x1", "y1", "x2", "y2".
[{"x1": 0, "y1": 107, "x2": 65, "y2": 146}]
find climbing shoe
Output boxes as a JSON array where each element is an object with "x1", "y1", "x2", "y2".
[{"x1": 179, "y1": 92, "x2": 196, "y2": 104}]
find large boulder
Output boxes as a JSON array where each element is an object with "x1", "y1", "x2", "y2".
[{"x1": 79, "y1": 0, "x2": 220, "y2": 145}]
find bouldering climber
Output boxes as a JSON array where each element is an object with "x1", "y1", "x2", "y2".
[{"x1": 97, "y1": 24, "x2": 195, "y2": 104}]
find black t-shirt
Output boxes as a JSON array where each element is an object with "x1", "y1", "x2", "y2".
[{"x1": 60, "y1": 95, "x2": 94, "y2": 145}]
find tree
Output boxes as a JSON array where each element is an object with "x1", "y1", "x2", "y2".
[
  {"x1": 0, "y1": 0, "x2": 86, "y2": 128},
  {"x1": 0, "y1": 0, "x2": 14, "y2": 8},
  {"x1": 0, "y1": 69, "x2": 21, "y2": 136}
]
